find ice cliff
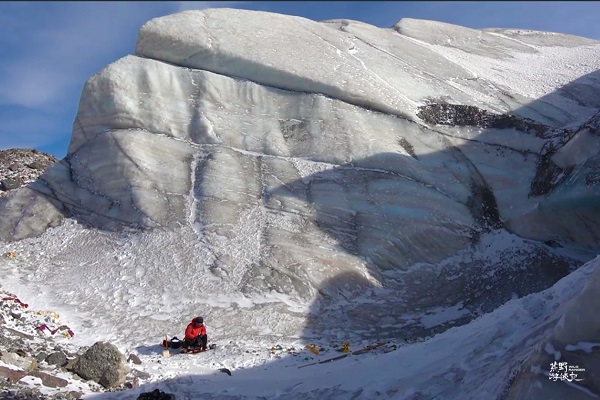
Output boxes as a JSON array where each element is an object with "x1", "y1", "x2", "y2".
[{"x1": 1, "y1": 9, "x2": 600, "y2": 398}]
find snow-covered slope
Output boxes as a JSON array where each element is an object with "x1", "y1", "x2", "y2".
[
  {"x1": 1, "y1": 8, "x2": 600, "y2": 399},
  {"x1": 1, "y1": 231, "x2": 598, "y2": 399}
]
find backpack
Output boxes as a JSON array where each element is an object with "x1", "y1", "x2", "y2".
[{"x1": 170, "y1": 337, "x2": 182, "y2": 349}]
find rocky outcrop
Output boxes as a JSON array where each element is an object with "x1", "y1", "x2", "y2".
[
  {"x1": 417, "y1": 103, "x2": 552, "y2": 137},
  {"x1": 0, "y1": 149, "x2": 63, "y2": 242},
  {"x1": 0, "y1": 149, "x2": 57, "y2": 195}
]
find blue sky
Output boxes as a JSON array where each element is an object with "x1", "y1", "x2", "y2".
[{"x1": 1, "y1": 1, "x2": 599, "y2": 158}]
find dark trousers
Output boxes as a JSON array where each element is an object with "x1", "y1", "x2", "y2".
[{"x1": 184, "y1": 334, "x2": 207, "y2": 349}]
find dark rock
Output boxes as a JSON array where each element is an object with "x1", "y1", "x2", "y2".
[
  {"x1": 0, "y1": 365, "x2": 27, "y2": 383},
  {"x1": 280, "y1": 119, "x2": 309, "y2": 141},
  {"x1": 417, "y1": 103, "x2": 550, "y2": 137},
  {"x1": 586, "y1": 171, "x2": 600, "y2": 187},
  {"x1": 26, "y1": 161, "x2": 46, "y2": 170},
  {"x1": 127, "y1": 353, "x2": 142, "y2": 365},
  {"x1": 29, "y1": 371, "x2": 68, "y2": 387},
  {"x1": 530, "y1": 152, "x2": 573, "y2": 197},
  {"x1": 467, "y1": 182, "x2": 502, "y2": 230},
  {"x1": 137, "y1": 388, "x2": 176, "y2": 400},
  {"x1": 35, "y1": 352, "x2": 48, "y2": 363},
  {"x1": 0, "y1": 177, "x2": 22, "y2": 191},
  {"x1": 69, "y1": 341, "x2": 130, "y2": 388},
  {"x1": 15, "y1": 349, "x2": 27, "y2": 358},
  {"x1": 131, "y1": 369, "x2": 151, "y2": 379},
  {"x1": 8, "y1": 163, "x2": 19, "y2": 171},
  {"x1": 398, "y1": 138, "x2": 418, "y2": 159},
  {"x1": 0, "y1": 387, "x2": 47, "y2": 399},
  {"x1": 544, "y1": 240, "x2": 562, "y2": 248},
  {"x1": 45, "y1": 351, "x2": 67, "y2": 367},
  {"x1": 124, "y1": 375, "x2": 142, "y2": 389}
]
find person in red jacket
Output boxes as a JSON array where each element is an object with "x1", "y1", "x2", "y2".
[{"x1": 183, "y1": 316, "x2": 208, "y2": 351}]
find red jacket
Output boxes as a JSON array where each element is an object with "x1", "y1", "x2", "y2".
[{"x1": 185, "y1": 320, "x2": 207, "y2": 340}]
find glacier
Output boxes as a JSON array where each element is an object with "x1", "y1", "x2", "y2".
[{"x1": 1, "y1": 8, "x2": 600, "y2": 399}]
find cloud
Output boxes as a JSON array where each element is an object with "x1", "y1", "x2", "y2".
[
  {"x1": 0, "y1": 2, "x2": 172, "y2": 109},
  {"x1": 0, "y1": 2, "x2": 237, "y2": 112},
  {"x1": 0, "y1": 2, "x2": 177, "y2": 154},
  {"x1": 0, "y1": 1, "x2": 251, "y2": 154}
]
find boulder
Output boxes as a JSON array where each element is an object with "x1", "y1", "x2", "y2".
[
  {"x1": 127, "y1": 353, "x2": 142, "y2": 365},
  {"x1": 29, "y1": 371, "x2": 68, "y2": 388},
  {"x1": 45, "y1": 351, "x2": 68, "y2": 367},
  {"x1": 35, "y1": 352, "x2": 48, "y2": 363},
  {"x1": 0, "y1": 351, "x2": 35, "y2": 371},
  {"x1": 1, "y1": 177, "x2": 22, "y2": 191},
  {"x1": 69, "y1": 342, "x2": 130, "y2": 388},
  {"x1": 131, "y1": 369, "x2": 151, "y2": 380},
  {"x1": 26, "y1": 161, "x2": 47, "y2": 170},
  {"x1": 0, "y1": 365, "x2": 27, "y2": 383}
]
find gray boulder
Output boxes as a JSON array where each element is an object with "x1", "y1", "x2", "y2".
[
  {"x1": 1, "y1": 177, "x2": 22, "y2": 191},
  {"x1": 45, "y1": 351, "x2": 67, "y2": 367},
  {"x1": 35, "y1": 352, "x2": 48, "y2": 363},
  {"x1": 69, "y1": 342, "x2": 130, "y2": 388},
  {"x1": 29, "y1": 371, "x2": 69, "y2": 388},
  {"x1": 26, "y1": 161, "x2": 47, "y2": 170},
  {"x1": 127, "y1": 353, "x2": 142, "y2": 365}
]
